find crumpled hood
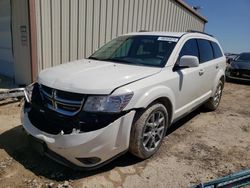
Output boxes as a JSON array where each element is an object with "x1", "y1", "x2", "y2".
[
  {"x1": 231, "y1": 61, "x2": 250, "y2": 70},
  {"x1": 38, "y1": 59, "x2": 161, "y2": 94}
]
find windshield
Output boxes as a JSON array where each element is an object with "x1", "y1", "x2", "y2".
[
  {"x1": 235, "y1": 53, "x2": 250, "y2": 62},
  {"x1": 89, "y1": 35, "x2": 178, "y2": 67}
]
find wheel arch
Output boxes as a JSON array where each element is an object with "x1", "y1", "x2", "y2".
[
  {"x1": 132, "y1": 86, "x2": 175, "y2": 124},
  {"x1": 220, "y1": 75, "x2": 225, "y2": 88},
  {"x1": 150, "y1": 97, "x2": 173, "y2": 125},
  {"x1": 213, "y1": 70, "x2": 225, "y2": 94}
]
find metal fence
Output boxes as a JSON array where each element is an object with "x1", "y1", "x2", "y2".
[{"x1": 35, "y1": 0, "x2": 205, "y2": 71}]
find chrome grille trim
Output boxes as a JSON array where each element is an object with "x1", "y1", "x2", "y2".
[
  {"x1": 54, "y1": 96, "x2": 82, "y2": 105},
  {"x1": 41, "y1": 89, "x2": 52, "y2": 98},
  {"x1": 40, "y1": 85, "x2": 85, "y2": 116}
]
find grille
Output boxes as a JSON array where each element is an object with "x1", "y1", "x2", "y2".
[
  {"x1": 28, "y1": 108, "x2": 79, "y2": 134},
  {"x1": 40, "y1": 85, "x2": 85, "y2": 116}
]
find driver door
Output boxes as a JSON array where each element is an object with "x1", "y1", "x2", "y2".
[{"x1": 173, "y1": 38, "x2": 206, "y2": 118}]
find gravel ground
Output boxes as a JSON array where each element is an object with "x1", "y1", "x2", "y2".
[{"x1": 0, "y1": 81, "x2": 249, "y2": 188}]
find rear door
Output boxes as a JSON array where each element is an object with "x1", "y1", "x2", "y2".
[
  {"x1": 211, "y1": 41, "x2": 225, "y2": 77},
  {"x1": 197, "y1": 39, "x2": 218, "y2": 95}
]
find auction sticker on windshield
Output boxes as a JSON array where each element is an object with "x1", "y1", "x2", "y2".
[{"x1": 157, "y1": 37, "x2": 179, "y2": 42}]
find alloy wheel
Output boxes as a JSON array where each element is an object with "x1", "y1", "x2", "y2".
[
  {"x1": 142, "y1": 110, "x2": 166, "y2": 152},
  {"x1": 213, "y1": 84, "x2": 222, "y2": 107}
]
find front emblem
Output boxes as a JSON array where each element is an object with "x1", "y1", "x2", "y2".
[{"x1": 52, "y1": 89, "x2": 58, "y2": 109}]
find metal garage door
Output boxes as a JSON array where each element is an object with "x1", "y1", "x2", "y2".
[{"x1": 0, "y1": 0, "x2": 14, "y2": 78}]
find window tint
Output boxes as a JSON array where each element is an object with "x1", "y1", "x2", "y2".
[
  {"x1": 211, "y1": 42, "x2": 223, "y2": 58},
  {"x1": 133, "y1": 38, "x2": 175, "y2": 59},
  {"x1": 135, "y1": 39, "x2": 155, "y2": 55},
  {"x1": 197, "y1": 39, "x2": 214, "y2": 63},
  {"x1": 179, "y1": 39, "x2": 199, "y2": 58},
  {"x1": 113, "y1": 39, "x2": 133, "y2": 57}
]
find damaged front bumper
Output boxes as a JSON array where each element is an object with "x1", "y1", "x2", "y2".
[{"x1": 21, "y1": 105, "x2": 135, "y2": 170}]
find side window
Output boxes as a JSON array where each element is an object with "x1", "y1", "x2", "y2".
[
  {"x1": 179, "y1": 39, "x2": 199, "y2": 58},
  {"x1": 197, "y1": 39, "x2": 214, "y2": 63},
  {"x1": 211, "y1": 42, "x2": 223, "y2": 58}
]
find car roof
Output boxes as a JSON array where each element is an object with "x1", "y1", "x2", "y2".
[
  {"x1": 123, "y1": 31, "x2": 186, "y2": 37},
  {"x1": 123, "y1": 31, "x2": 216, "y2": 40}
]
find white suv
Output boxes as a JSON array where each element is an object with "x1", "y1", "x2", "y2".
[{"x1": 22, "y1": 31, "x2": 226, "y2": 170}]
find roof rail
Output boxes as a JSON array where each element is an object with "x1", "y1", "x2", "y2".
[{"x1": 186, "y1": 30, "x2": 214, "y2": 37}]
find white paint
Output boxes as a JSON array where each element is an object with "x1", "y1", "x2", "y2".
[{"x1": 38, "y1": 59, "x2": 161, "y2": 95}]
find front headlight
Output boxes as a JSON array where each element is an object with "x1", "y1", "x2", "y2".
[
  {"x1": 83, "y1": 93, "x2": 133, "y2": 113},
  {"x1": 24, "y1": 83, "x2": 35, "y2": 103}
]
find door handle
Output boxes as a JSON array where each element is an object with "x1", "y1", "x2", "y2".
[
  {"x1": 216, "y1": 64, "x2": 219, "y2": 69},
  {"x1": 199, "y1": 69, "x2": 205, "y2": 76}
]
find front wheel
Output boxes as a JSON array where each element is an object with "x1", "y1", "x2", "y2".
[
  {"x1": 204, "y1": 80, "x2": 223, "y2": 111},
  {"x1": 129, "y1": 103, "x2": 168, "y2": 159}
]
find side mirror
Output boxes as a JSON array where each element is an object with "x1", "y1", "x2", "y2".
[{"x1": 179, "y1": 55, "x2": 199, "y2": 68}]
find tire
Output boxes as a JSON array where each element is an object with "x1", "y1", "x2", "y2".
[
  {"x1": 204, "y1": 80, "x2": 223, "y2": 111},
  {"x1": 129, "y1": 103, "x2": 168, "y2": 159}
]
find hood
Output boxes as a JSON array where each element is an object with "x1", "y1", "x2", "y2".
[
  {"x1": 231, "y1": 61, "x2": 250, "y2": 70},
  {"x1": 38, "y1": 59, "x2": 161, "y2": 94}
]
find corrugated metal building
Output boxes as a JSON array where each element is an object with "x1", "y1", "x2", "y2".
[{"x1": 0, "y1": 0, "x2": 207, "y2": 85}]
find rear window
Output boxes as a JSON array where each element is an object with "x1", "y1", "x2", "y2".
[
  {"x1": 211, "y1": 42, "x2": 223, "y2": 58},
  {"x1": 197, "y1": 39, "x2": 214, "y2": 63}
]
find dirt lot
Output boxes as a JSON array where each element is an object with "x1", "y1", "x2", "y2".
[{"x1": 0, "y1": 81, "x2": 249, "y2": 188}]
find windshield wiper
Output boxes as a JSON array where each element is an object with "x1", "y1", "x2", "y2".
[
  {"x1": 105, "y1": 58, "x2": 133, "y2": 64},
  {"x1": 88, "y1": 56, "x2": 103, "y2": 61},
  {"x1": 89, "y1": 57, "x2": 157, "y2": 67},
  {"x1": 106, "y1": 58, "x2": 159, "y2": 67},
  {"x1": 88, "y1": 57, "x2": 131, "y2": 63}
]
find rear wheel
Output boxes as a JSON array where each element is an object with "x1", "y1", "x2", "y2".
[
  {"x1": 129, "y1": 103, "x2": 168, "y2": 159},
  {"x1": 204, "y1": 80, "x2": 223, "y2": 111}
]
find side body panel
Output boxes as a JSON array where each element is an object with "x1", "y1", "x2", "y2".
[{"x1": 120, "y1": 33, "x2": 226, "y2": 123}]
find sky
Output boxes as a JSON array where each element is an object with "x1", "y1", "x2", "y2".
[{"x1": 184, "y1": 0, "x2": 250, "y2": 53}]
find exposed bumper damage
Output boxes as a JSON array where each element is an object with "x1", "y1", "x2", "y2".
[{"x1": 22, "y1": 107, "x2": 135, "y2": 169}]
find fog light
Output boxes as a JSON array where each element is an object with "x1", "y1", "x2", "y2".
[{"x1": 76, "y1": 157, "x2": 101, "y2": 165}]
